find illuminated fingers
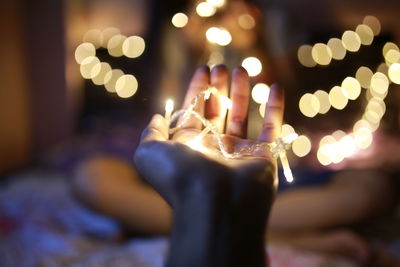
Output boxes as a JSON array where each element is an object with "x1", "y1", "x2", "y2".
[
  {"x1": 206, "y1": 65, "x2": 229, "y2": 132},
  {"x1": 226, "y1": 67, "x2": 250, "y2": 138},
  {"x1": 180, "y1": 66, "x2": 210, "y2": 129},
  {"x1": 258, "y1": 84, "x2": 284, "y2": 142},
  {"x1": 141, "y1": 114, "x2": 169, "y2": 143}
]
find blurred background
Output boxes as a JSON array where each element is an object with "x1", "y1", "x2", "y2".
[
  {"x1": 1, "y1": 0, "x2": 400, "y2": 266},
  {"x1": 1, "y1": 0, "x2": 400, "y2": 176}
]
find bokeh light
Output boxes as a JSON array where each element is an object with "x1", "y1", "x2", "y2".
[
  {"x1": 206, "y1": 0, "x2": 225, "y2": 8},
  {"x1": 355, "y1": 66, "x2": 373, "y2": 88},
  {"x1": 80, "y1": 56, "x2": 100, "y2": 79},
  {"x1": 172, "y1": 13, "x2": 189, "y2": 28},
  {"x1": 383, "y1": 42, "x2": 399, "y2": 57},
  {"x1": 196, "y1": 2, "x2": 216, "y2": 17},
  {"x1": 299, "y1": 93, "x2": 320, "y2": 117},
  {"x1": 83, "y1": 29, "x2": 103, "y2": 48},
  {"x1": 327, "y1": 38, "x2": 346, "y2": 60},
  {"x1": 384, "y1": 49, "x2": 400, "y2": 65},
  {"x1": 313, "y1": 90, "x2": 331, "y2": 114},
  {"x1": 102, "y1": 27, "x2": 121, "y2": 47},
  {"x1": 341, "y1": 31, "x2": 361, "y2": 52},
  {"x1": 353, "y1": 127, "x2": 373, "y2": 149},
  {"x1": 206, "y1": 27, "x2": 232, "y2": 46},
  {"x1": 75, "y1": 42, "x2": 96, "y2": 64},
  {"x1": 238, "y1": 14, "x2": 256, "y2": 30},
  {"x1": 241, "y1": 57, "x2": 262, "y2": 77},
  {"x1": 292, "y1": 135, "x2": 311, "y2": 157},
  {"x1": 281, "y1": 124, "x2": 296, "y2": 138},
  {"x1": 297, "y1": 45, "x2": 317, "y2": 67},
  {"x1": 338, "y1": 135, "x2": 357, "y2": 157},
  {"x1": 251, "y1": 83, "x2": 270, "y2": 104},
  {"x1": 104, "y1": 69, "x2": 124, "y2": 93},
  {"x1": 329, "y1": 86, "x2": 348, "y2": 110},
  {"x1": 341, "y1": 77, "x2": 361, "y2": 100},
  {"x1": 370, "y1": 72, "x2": 389, "y2": 95},
  {"x1": 311, "y1": 43, "x2": 332, "y2": 65},
  {"x1": 388, "y1": 63, "x2": 400, "y2": 84},
  {"x1": 355, "y1": 24, "x2": 374, "y2": 45},
  {"x1": 363, "y1": 15, "x2": 381, "y2": 36},
  {"x1": 122, "y1": 36, "x2": 145, "y2": 58},
  {"x1": 91, "y1": 62, "x2": 112, "y2": 85},
  {"x1": 115, "y1": 74, "x2": 138, "y2": 98},
  {"x1": 107, "y1": 34, "x2": 127, "y2": 57}
]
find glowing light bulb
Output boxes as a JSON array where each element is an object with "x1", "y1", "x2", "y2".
[
  {"x1": 115, "y1": 74, "x2": 138, "y2": 98},
  {"x1": 251, "y1": 83, "x2": 270, "y2": 104},
  {"x1": 221, "y1": 95, "x2": 233, "y2": 110},
  {"x1": 241, "y1": 57, "x2": 262, "y2": 77},
  {"x1": 342, "y1": 31, "x2": 361, "y2": 52},
  {"x1": 196, "y1": 2, "x2": 216, "y2": 17},
  {"x1": 292, "y1": 135, "x2": 311, "y2": 157},
  {"x1": 122, "y1": 36, "x2": 145, "y2": 58},
  {"x1": 171, "y1": 13, "x2": 189, "y2": 28},
  {"x1": 165, "y1": 99, "x2": 174, "y2": 123},
  {"x1": 75, "y1": 43, "x2": 96, "y2": 64},
  {"x1": 279, "y1": 152, "x2": 294, "y2": 183}
]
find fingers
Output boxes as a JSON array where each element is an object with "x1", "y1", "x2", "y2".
[
  {"x1": 140, "y1": 114, "x2": 169, "y2": 143},
  {"x1": 206, "y1": 65, "x2": 229, "y2": 132},
  {"x1": 226, "y1": 67, "x2": 250, "y2": 138},
  {"x1": 258, "y1": 84, "x2": 284, "y2": 142},
  {"x1": 179, "y1": 66, "x2": 210, "y2": 129}
]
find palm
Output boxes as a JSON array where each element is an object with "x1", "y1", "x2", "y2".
[{"x1": 136, "y1": 65, "x2": 283, "y2": 205}]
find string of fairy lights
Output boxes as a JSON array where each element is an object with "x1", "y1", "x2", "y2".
[
  {"x1": 75, "y1": 27, "x2": 146, "y2": 98},
  {"x1": 75, "y1": 1, "x2": 400, "y2": 181},
  {"x1": 295, "y1": 15, "x2": 400, "y2": 166}
]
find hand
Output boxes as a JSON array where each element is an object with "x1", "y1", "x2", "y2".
[{"x1": 134, "y1": 65, "x2": 284, "y2": 209}]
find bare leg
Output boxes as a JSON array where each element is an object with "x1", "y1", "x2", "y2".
[{"x1": 71, "y1": 155, "x2": 172, "y2": 235}]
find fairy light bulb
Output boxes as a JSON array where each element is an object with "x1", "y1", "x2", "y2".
[{"x1": 165, "y1": 99, "x2": 174, "y2": 123}]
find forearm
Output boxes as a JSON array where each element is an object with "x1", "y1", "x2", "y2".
[{"x1": 167, "y1": 185, "x2": 268, "y2": 267}]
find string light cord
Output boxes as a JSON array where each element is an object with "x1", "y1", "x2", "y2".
[{"x1": 165, "y1": 87, "x2": 297, "y2": 182}]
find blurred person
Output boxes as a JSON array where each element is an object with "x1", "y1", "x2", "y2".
[{"x1": 71, "y1": 65, "x2": 397, "y2": 264}]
